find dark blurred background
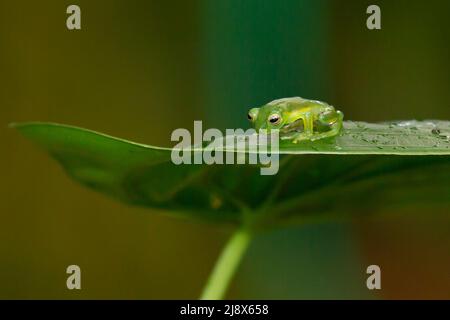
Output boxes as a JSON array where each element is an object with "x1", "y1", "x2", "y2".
[{"x1": 1, "y1": 0, "x2": 449, "y2": 299}]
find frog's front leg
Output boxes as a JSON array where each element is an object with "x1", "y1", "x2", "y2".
[
  {"x1": 291, "y1": 113, "x2": 314, "y2": 143},
  {"x1": 304, "y1": 112, "x2": 315, "y2": 135}
]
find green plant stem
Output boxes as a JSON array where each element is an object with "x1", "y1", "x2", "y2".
[{"x1": 200, "y1": 226, "x2": 252, "y2": 300}]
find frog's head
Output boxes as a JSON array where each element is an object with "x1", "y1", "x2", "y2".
[{"x1": 247, "y1": 104, "x2": 287, "y2": 132}]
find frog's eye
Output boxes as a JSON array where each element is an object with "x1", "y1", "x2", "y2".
[
  {"x1": 268, "y1": 114, "x2": 281, "y2": 125},
  {"x1": 247, "y1": 108, "x2": 259, "y2": 123}
]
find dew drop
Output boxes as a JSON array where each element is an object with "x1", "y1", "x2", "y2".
[
  {"x1": 356, "y1": 123, "x2": 366, "y2": 129},
  {"x1": 431, "y1": 128, "x2": 441, "y2": 135}
]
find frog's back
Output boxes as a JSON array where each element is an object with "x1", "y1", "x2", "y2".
[
  {"x1": 267, "y1": 96, "x2": 329, "y2": 113},
  {"x1": 267, "y1": 97, "x2": 306, "y2": 107}
]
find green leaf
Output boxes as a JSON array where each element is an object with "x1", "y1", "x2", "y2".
[{"x1": 12, "y1": 121, "x2": 450, "y2": 228}]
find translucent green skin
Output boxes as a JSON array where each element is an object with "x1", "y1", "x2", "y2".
[{"x1": 248, "y1": 97, "x2": 344, "y2": 143}]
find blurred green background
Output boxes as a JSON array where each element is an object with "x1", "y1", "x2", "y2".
[{"x1": 1, "y1": 0, "x2": 449, "y2": 299}]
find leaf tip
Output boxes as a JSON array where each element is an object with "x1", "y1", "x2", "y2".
[
  {"x1": 8, "y1": 122, "x2": 18, "y2": 129},
  {"x1": 8, "y1": 122, "x2": 43, "y2": 132},
  {"x1": 8, "y1": 122, "x2": 32, "y2": 130}
]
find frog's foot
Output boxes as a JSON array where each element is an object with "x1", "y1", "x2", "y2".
[
  {"x1": 309, "y1": 124, "x2": 343, "y2": 141},
  {"x1": 291, "y1": 134, "x2": 313, "y2": 144},
  {"x1": 309, "y1": 110, "x2": 344, "y2": 141}
]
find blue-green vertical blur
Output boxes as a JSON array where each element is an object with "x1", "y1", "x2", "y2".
[{"x1": 200, "y1": 0, "x2": 371, "y2": 299}]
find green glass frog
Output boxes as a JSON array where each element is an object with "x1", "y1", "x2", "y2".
[{"x1": 247, "y1": 97, "x2": 344, "y2": 143}]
